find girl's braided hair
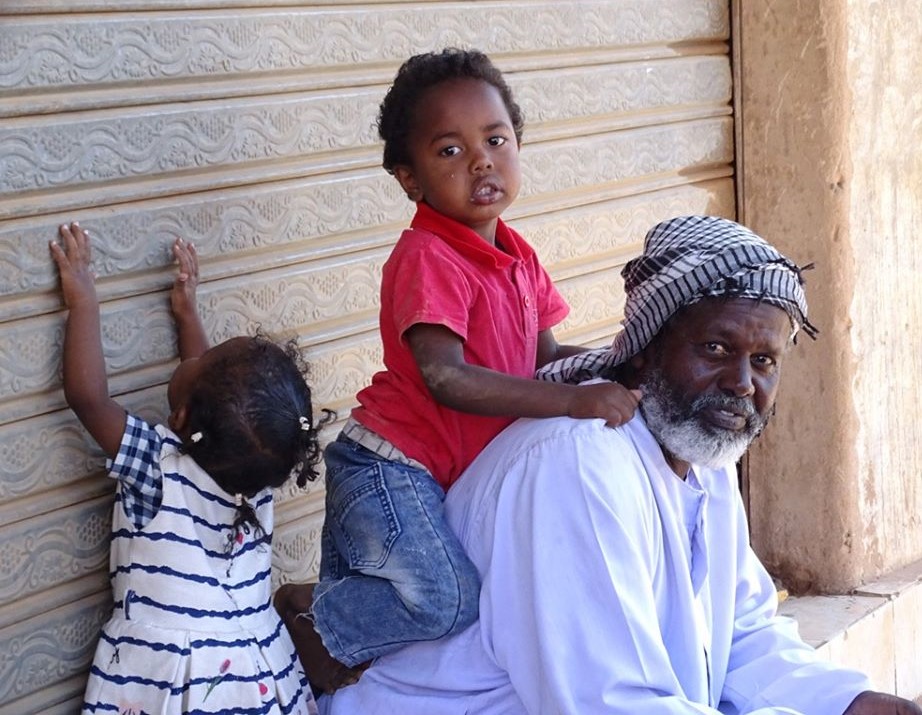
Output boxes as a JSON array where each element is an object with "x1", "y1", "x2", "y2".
[
  {"x1": 181, "y1": 333, "x2": 334, "y2": 499},
  {"x1": 377, "y1": 47, "x2": 525, "y2": 174}
]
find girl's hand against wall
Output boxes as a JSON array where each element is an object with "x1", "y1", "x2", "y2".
[
  {"x1": 567, "y1": 382, "x2": 641, "y2": 428},
  {"x1": 49, "y1": 222, "x2": 97, "y2": 310},
  {"x1": 170, "y1": 237, "x2": 199, "y2": 321},
  {"x1": 170, "y1": 237, "x2": 209, "y2": 360}
]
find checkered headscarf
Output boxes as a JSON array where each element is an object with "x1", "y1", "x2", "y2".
[{"x1": 537, "y1": 215, "x2": 817, "y2": 384}]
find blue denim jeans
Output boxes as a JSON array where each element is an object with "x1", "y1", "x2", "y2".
[{"x1": 311, "y1": 434, "x2": 481, "y2": 666}]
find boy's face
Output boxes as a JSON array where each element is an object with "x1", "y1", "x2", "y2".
[{"x1": 393, "y1": 78, "x2": 521, "y2": 245}]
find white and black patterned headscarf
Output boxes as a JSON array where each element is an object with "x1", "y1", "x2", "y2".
[{"x1": 538, "y1": 215, "x2": 817, "y2": 384}]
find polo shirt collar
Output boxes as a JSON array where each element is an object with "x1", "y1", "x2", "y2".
[{"x1": 410, "y1": 201, "x2": 534, "y2": 269}]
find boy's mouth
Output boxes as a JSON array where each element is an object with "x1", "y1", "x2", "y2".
[{"x1": 470, "y1": 179, "x2": 503, "y2": 204}]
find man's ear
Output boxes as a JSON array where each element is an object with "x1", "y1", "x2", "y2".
[
  {"x1": 393, "y1": 164, "x2": 423, "y2": 202},
  {"x1": 626, "y1": 345, "x2": 658, "y2": 387},
  {"x1": 168, "y1": 404, "x2": 189, "y2": 437},
  {"x1": 629, "y1": 350, "x2": 647, "y2": 372}
]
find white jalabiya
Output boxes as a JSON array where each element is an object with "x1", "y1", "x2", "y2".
[
  {"x1": 324, "y1": 413, "x2": 871, "y2": 714},
  {"x1": 83, "y1": 419, "x2": 317, "y2": 715}
]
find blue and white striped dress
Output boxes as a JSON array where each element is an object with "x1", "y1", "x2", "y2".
[{"x1": 82, "y1": 415, "x2": 317, "y2": 715}]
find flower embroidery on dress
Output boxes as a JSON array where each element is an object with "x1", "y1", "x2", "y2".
[
  {"x1": 124, "y1": 589, "x2": 136, "y2": 620},
  {"x1": 203, "y1": 658, "x2": 232, "y2": 701},
  {"x1": 118, "y1": 703, "x2": 149, "y2": 715}
]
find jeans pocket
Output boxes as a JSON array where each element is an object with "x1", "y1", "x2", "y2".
[{"x1": 327, "y1": 462, "x2": 402, "y2": 570}]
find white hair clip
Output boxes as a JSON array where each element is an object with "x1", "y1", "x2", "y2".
[
  {"x1": 190, "y1": 431, "x2": 203, "y2": 443},
  {"x1": 299, "y1": 416, "x2": 311, "y2": 431}
]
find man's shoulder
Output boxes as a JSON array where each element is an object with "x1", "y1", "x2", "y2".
[
  {"x1": 446, "y1": 415, "x2": 662, "y2": 563},
  {"x1": 489, "y1": 414, "x2": 637, "y2": 461},
  {"x1": 450, "y1": 416, "x2": 651, "y2": 511}
]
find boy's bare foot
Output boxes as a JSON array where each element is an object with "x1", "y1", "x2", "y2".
[{"x1": 274, "y1": 582, "x2": 371, "y2": 694}]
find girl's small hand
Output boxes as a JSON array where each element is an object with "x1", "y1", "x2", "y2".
[
  {"x1": 170, "y1": 237, "x2": 199, "y2": 319},
  {"x1": 50, "y1": 222, "x2": 97, "y2": 309},
  {"x1": 169, "y1": 237, "x2": 209, "y2": 360},
  {"x1": 568, "y1": 382, "x2": 642, "y2": 428}
]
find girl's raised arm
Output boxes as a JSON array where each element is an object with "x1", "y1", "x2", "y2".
[
  {"x1": 50, "y1": 223, "x2": 126, "y2": 458},
  {"x1": 170, "y1": 237, "x2": 209, "y2": 360}
]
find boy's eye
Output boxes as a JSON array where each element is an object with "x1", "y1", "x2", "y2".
[
  {"x1": 439, "y1": 146, "x2": 461, "y2": 157},
  {"x1": 488, "y1": 136, "x2": 507, "y2": 146}
]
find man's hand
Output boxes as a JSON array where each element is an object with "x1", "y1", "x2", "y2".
[
  {"x1": 844, "y1": 691, "x2": 922, "y2": 715},
  {"x1": 567, "y1": 382, "x2": 642, "y2": 428}
]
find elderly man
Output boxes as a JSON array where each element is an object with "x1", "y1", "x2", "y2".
[{"x1": 322, "y1": 216, "x2": 921, "y2": 714}]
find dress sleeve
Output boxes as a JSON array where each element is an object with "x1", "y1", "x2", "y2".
[
  {"x1": 718, "y1": 500, "x2": 871, "y2": 714},
  {"x1": 106, "y1": 414, "x2": 164, "y2": 530}
]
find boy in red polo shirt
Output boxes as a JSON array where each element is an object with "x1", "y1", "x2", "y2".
[{"x1": 276, "y1": 48, "x2": 640, "y2": 694}]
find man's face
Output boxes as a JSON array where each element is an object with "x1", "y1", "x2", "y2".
[{"x1": 637, "y1": 298, "x2": 792, "y2": 471}]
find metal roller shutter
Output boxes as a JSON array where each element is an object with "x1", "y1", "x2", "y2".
[{"x1": 0, "y1": 2, "x2": 733, "y2": 711}]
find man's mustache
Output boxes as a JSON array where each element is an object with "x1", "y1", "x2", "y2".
[{"x1": 689, "y1": 393, "x2": 766, "y2": 434}]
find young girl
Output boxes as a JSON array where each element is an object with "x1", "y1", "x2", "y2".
[
  {"x1": 51, "y1": 222, "x2": 326, "y2": 715},
  {"x1": 275, "y1": 48, "x2": 642, "y2": 693}
]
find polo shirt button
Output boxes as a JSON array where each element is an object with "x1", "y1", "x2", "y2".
[{"x1": 524, "y1": 296, "x2": 531, "y2": 307}]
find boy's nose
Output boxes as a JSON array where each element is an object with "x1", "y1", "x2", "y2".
[{"x1": 471, "y1": 150, "x2": 493, "y2": 173}]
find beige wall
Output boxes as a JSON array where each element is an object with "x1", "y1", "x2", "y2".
[{"x1": 740, "y1": 1, "x2": 922, "y2": 592}]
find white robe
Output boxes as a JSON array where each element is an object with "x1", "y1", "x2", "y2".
[{"x1": 323, "y1": 414, "x2": 871, "y2": 714}]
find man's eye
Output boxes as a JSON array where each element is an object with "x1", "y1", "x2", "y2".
[
  {"x1": 488, "y1": 136, "x2": 507, "y2": 146},
  {"x1": 439, "y1": 146, "x2": 461, "y2": 157},
  {"x1": 753, "y1": 355, "x2": 777, "y2": 369},
  {"x1": 704, "y1": 342, "x2": 727, "y2": 355}
]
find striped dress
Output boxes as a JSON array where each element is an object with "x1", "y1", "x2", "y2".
[{"x1": 82, "y1": 416, "x2": 317, "y2": 715}]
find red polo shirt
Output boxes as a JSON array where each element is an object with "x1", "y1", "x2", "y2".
[{"x1": 351, "y1": 202, "x2": 570, "y2": 489}]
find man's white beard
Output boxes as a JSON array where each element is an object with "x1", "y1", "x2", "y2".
[{"x1": 639, "y1": 368, "x2": 771, "y2": 468}]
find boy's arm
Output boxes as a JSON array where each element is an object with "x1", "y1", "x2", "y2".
[
  {"x1": 406, "y1": 323, "x2": 639, "y2": 426},
  {"x1": 170, "y1": 237, "x2": 209, "y2": 359},
  {"x1": 535, "y1": 328, "x2": 590, "y2": 368},
  {"x1": 50, "y1": 223, "x2": 126, "y2": 458}
]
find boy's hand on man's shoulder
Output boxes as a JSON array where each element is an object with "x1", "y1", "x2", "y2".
[{"x1": 567, "y1": 382, "x2": 641, "y2": 428}]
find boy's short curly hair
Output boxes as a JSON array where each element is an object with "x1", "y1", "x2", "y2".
[{"x1": 377, "y1": 47, "x2": 525, "y2": 174}]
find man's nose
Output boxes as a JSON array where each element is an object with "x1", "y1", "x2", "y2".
[{"x1": 721, "y1": 359, "x2": 756, "y2": 397}]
